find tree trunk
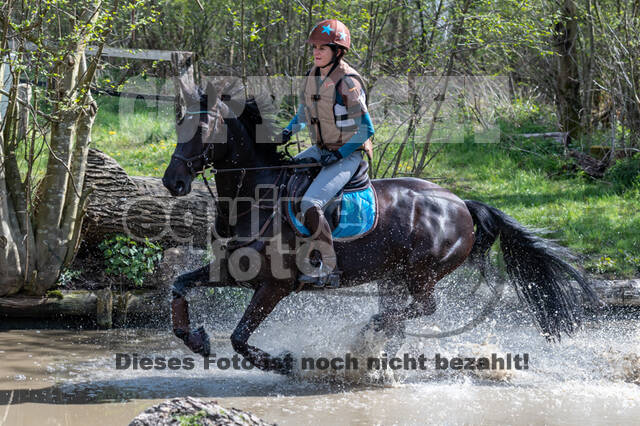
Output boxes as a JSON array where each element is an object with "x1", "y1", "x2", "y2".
[
  {"x1": 555, "y1": 0, "x2": 582, "y2": 143},
  {"x1": 0, "y1": 127, "x2": 25, "y2": 296},
  {"x1": 81, "y1": 149, "x2": 216, "y2": 249},
  {"x1": 28, "y1": 2, "x2": 103, "y2": 294}
]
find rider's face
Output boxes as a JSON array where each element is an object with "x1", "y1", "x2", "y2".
[{"x1": 313, "y1": 44, "x2": 333, "y2": 68}]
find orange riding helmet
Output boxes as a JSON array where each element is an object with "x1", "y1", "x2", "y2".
[{"x1": 307, "y1": 19, "x2": 351, "y2": 51}]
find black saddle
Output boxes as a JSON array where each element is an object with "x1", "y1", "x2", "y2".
[{"x1": 285, "y1": 159, "x2": 371, "y2": 231}]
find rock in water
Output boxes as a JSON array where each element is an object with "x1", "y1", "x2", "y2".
[{"x1": 129, "y1": 397, "x2": 274, "y2": 426}]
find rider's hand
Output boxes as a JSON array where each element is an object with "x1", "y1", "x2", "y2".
[
  {"x1": 320, "y1": 150, "x2": 342, "y2": 166},
  {"x1": 274, "y1": 128, "x2": 292, "y2": 144},
  {"x1": 292, "y1": 156, "x2": 317, "y2": 165}
]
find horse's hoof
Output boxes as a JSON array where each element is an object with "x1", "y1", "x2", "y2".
[
  {"x1": 273, "y1": 350, "x2": 295, "y2": 375},
  {"x1": 187, "y1": 326, "x2": 211, "y2": 358},
  {"x1": 371, "y1": 314, "x2": 385, "y2": 332}
]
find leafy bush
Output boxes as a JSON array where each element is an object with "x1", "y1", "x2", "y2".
[
  {"x1": 173, "y1": 410, "x2": 207, "y2": 426},
  {"x1": 604, "y1": 154, "x2": 640, "y2": 191},
  {"x1": 99, "y1": 235, "x2": 163, "y2": 287},
  {"x1": 57, "y1": 268, "x2": 82, "y2": 286},
  {"x1": 496, "y1": 97, "x2": 557, "y2": 135},
  {"x1": 593, "y1": 255, "x2": 618, "y2": 274}
]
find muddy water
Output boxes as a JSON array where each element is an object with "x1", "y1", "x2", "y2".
[{"x1": 1, "y1": 278, "x2": 640, "y2": 425}]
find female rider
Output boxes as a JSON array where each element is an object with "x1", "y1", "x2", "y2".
[{"x1": 278, "y1": 19, "x2": 375, "y2": 287}]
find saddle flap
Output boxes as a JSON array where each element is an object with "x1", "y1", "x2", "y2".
[{"x1": 343, "y1": 160, "x2": 370, "y2": 191}]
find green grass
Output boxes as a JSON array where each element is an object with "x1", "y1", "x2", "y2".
[
  {"x1": 90, "y1": 94, "x2": 640, "y2": 278},
  {"x1": 425, "y1": 140, "x2": 640, "y2": 278},
  {"x1": 92, "y1": 94, "x2": 176, "y2": 176}
]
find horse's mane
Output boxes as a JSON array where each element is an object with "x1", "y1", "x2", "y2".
[
  {"x1": 238, "y1": 96, "x2": 287, "y2": 164},
  {"x1": 213, "y1": 79, "x2": 288, "y2": 165}
]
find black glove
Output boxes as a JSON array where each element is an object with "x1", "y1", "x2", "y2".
[
  {"x1": 320, "y1": 150, "x2": 342, "y2": 166},
  {"x1": 292, "y1": 156, "x2": 317, "y2": 165},
  {"x1": 275, "y1": 128, "x2": 292, "y2": 145}
]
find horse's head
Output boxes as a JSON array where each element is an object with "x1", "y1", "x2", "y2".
[
  {"x1": 163, "y1": 80, "x2": 227, "y2": 196},
  {"x1": 164, "y1": 75, "x2": 284, "y2": 196}
]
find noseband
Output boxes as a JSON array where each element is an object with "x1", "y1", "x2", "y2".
[{"x1": 171, "y1": 110, "x2": 216, "y2": 175}]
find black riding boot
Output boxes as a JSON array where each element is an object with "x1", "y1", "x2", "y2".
[{"x1": 298, "y1": 206, "x2": 340, "y2": 287}]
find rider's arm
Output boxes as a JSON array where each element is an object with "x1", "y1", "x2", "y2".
[
  {"x1": 285, "y1": 103, "x2": 307, "y2": 134},
  {"x1": 337, "y1": 112, "x2": 374, "y2": 158},
  {"x1": 336, "y1": 78, "x2": 375, "y2": 158}
]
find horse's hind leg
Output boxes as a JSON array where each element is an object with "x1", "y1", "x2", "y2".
[
  {"x1": 366, "y1": 275, "x2": 438, "y2": 341},
  {"x1": 359, "y1": 278, "x2": 411, "y2": 356}
]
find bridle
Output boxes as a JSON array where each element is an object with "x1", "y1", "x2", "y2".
[
  {"x1": 169, "y1": 109, "x2": 321, "y2": 246},
  {"x1": 171, "y1": 110, "x2": 216, "y2": 174}
]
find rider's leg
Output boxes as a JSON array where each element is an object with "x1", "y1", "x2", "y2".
[
  {"x1": 298, "y1": 205, "x2": 336, "y2": 284},
  {"x1": 298, "y1": 150, "x2": 362, "y2": 285},
  {"x1": 293, "y1": 144, "x2": 322, "y2": 161},
  {"x1": 299, "y1": 150, "x2": 363, "y2": 215}
]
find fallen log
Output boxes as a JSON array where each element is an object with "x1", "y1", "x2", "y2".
[
  {"x1": 1, "y1": 278, "x2": 640, "y2": 329},
  {"x1": 0, "y1": 247, "x2": 207, "y2": 327},
  {"x1": 0, "y1": 291, "x2": 97, "y2": 318},
  {"x1": 0, "y1": 289, "x2": 169, "y2": 327},
  {"x1": 518, "y1": 132, "x2": 569, "y2": 144},
  {"x1": 593, "y1": 279, "x2": 640, "y2": 307},
  {"x1": 567, "y1": 149, "x2": 610, "y2": 178},
  {"x1": 82, "y1": 149, "x2": 216, "y2": 248}
]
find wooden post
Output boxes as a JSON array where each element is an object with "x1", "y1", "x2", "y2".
[{"x1": 95, "y1": 288, "x2": 113, "y2": 329}]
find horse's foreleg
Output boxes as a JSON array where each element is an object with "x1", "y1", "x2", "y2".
[
  {"x1": 171, "y1": 265, "x2": 212, "y2": 357},
  {"x1": 230, "y1": 283, "x2": 292, "y2": 375}
]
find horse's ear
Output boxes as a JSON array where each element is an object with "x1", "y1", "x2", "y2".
[
  {"x1": 203, "y1": 79, "x2": 221, "y2": 111},
  {"x1": 172, "y1": 52, "x2": 199, "y2": 121}
]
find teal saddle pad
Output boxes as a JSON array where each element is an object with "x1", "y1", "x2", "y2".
[{"x1": 287, "y1": 185, "x2": 378, "y2": 240}]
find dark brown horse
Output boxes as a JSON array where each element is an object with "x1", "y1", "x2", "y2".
[{"x1": 162, "y1": 80, "x2": 598, "y2": 375}]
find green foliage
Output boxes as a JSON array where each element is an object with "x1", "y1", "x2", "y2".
[
  {"x1": 592, "y1": 255, "x2": 618, "y2": 274},
  {"x1": 209, "y1": 287, "x2": 252, "y2": 309},
  {"x1": 99, "y1": 235, "x2": 162, "y2": 287},
  {"x1": 496, "y1": 97, "x2": 557, "y2": 135},
  {"x1": 603, "y1": 154, "x2": 640, "y2": 192},
  {"x1": 57, "y1": 269, "x2": 82, "y2": 286},
  {"x1": 173, "y1": 410, "x2": 207, "y2": 426}
]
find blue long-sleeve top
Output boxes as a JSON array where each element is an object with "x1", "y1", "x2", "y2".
[{"x1": 285, "y1": 102, "x2": 375, "y2": 158}]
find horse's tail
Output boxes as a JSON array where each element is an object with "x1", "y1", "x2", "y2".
[{"x1": 464, "y1": 200, "x2": 600, "y2": 340}]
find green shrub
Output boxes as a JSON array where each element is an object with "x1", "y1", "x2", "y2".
[
  {"x1": 99, "y1": 235, "x2": 163, "y2": 287},
  {"x1": 604, "y1": 154, "x2": 640, "y2": 191},
  {"x1": 496, "y1": 97, "x2": 557, "y2": 135},
  {"x1": 173, "y1": 410, "x2": 207, "y2": 426},
  {"x1": 57, "y1": 268, "x2": 82, "y2": 286}
]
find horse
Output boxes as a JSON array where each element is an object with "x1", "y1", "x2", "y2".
[{"x1": 162, "y1": 79, "x2": 599, "y2": 375}]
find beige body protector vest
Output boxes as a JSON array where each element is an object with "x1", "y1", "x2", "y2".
[{"x1": 302, "y1": 61, "x2": 373, "y2": 160}]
